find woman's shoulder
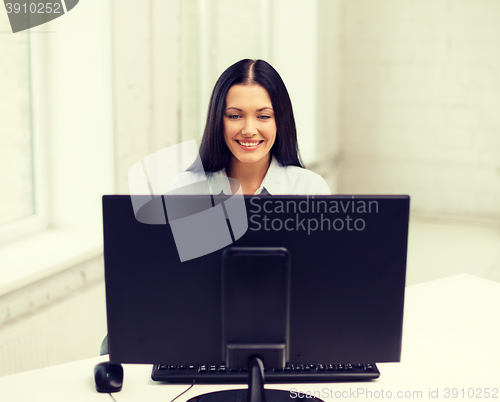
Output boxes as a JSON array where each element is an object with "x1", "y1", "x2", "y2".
[
  {"x1": 169, "y1": 170, "x2": 212, "y2": 194},
  {"x1": 282, "y1": 164, "x2": 324, "y2": 179},
  {"x1": 284, "y1": 165, "x2": 331, "y2": 194},
  {"x1": 169, "y1": 169, "x2": 231, "y2": 195}
]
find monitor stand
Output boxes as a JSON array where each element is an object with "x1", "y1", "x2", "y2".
[{"x1": 186, "y1": 357, "x2": 323, "y2": 402}]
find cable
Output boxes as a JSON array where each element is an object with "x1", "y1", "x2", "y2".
[
  {"x1": 104, "y1": 380, "x2": 194, "y2": 402},
  {"x1": 170, "y1": 380, "x2": 196, "y2": 402}
]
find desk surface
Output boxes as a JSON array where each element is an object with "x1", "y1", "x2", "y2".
[{"x1": 1, "y1": 274, "x2": 499, "y2": 401}]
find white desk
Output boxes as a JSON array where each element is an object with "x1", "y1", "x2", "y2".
[{"x1": 1, "y1": 274, "x2": 499, "y2": 401}]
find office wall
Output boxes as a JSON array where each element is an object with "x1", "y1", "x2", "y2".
[
  {"x1": 0, "y1": 257, "x2": 106, "y2": 376},
  {"x1": 314, "y1": 0, "x2": 342, "y2": 187},
  {"x1": 339, "y1": 0, "x2": 500, "y2": 221}
]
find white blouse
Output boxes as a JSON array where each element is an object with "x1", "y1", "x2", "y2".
[{"x1": 170, "y1": 155, "x2": 331, "y2": 195}]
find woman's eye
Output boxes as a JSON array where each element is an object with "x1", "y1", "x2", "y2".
[
  {"x1": 259, "y1": 115, "x2": 271, "y2": 120},
  {"x1": 228, "y1": 115, "x2": 240, "y2": 120}
]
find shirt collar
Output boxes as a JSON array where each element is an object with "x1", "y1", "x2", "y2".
[
  {"x1": 256, "y1": 155, "x2": 286, "y2": 195},
  {"x1": 208, "y1": 169, "x2": 233, "y2": 195},
  {"x1": 210, "y1": 155, "x2": 286, "y2": 195},
  {"x1": 211, "y1": 155, "x2": 285, "y2": 195}
]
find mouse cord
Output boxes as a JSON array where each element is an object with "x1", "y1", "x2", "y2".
[
  {"x1": 170, "y1": 379, "x2": 195, "y2": 402},
  {"x1": 107, "y1": 393, "x2": 118, "y2": 402},
  {"x1": 104, "y1": 380, "x2": 194, "y2": 402}
]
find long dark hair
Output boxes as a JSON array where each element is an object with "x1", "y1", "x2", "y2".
[{"x1": 197, "y1": 59, "x2": 303, "y2": 172}]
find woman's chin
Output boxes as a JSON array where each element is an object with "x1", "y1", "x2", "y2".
[{"x1": 233, "y1": 151, "x2": 270, "y2": 165}]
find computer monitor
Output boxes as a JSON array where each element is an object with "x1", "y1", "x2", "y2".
[{"x1": 102, "y1": 195, "x2": 409, "y2": 400}]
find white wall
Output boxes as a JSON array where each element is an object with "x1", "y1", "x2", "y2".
[
  {"x1": 44, "y1": 0, "x2": 115, "y2": 229},
  {"x1": 339, "y1": 0, "x2": 500, "y2": 221},
  {"x1": 0, "y1": 258, "x2": 106, "y2": 376},
  {"x1": 314, "y1": 0, "x2": 342, "y2": 190}
]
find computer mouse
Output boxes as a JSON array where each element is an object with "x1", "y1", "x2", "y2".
[{"x1": 94, "y1": 361, "x2": 123, "y2": 393}]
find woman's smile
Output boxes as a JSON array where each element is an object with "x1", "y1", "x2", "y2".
[{"x1": 235, "y1": 139, "x2": 264, "y2": 150}]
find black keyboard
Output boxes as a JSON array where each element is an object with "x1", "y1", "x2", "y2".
[{"x1": 152, "y1": 363, "x2": 379, "y2": 383}]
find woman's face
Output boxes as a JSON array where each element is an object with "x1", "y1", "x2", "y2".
[{"x1": 223, "y1": 84, "x2": 276, "y2": 166}]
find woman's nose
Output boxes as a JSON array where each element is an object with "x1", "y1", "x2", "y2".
[{"x1": 242, "y1": 119, "x2": 257, "y2": 136}]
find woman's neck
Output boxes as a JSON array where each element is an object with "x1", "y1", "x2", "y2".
[{"x1": 226, "y1": 155, "x2": 272, "y2": 194}]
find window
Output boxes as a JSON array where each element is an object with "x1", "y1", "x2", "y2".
[{"x1": 0, "y1": 18, "x2": 34, "y2": 227}]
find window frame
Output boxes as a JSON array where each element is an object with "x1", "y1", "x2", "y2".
[
  {"x1": 0, "y1": 0, "x2": 115, "y2": 291},
  {"x1": 0, "y1": 31, "x2": 49, "y2": 246}
]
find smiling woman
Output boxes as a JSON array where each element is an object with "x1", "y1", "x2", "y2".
[{"x1": 183, "y1": 59, "x2": 331, "y2": 196}]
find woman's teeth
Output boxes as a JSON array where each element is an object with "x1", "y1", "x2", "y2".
[{"x1": 238, "y1": 141, "x2": 261, "y2": 147}]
